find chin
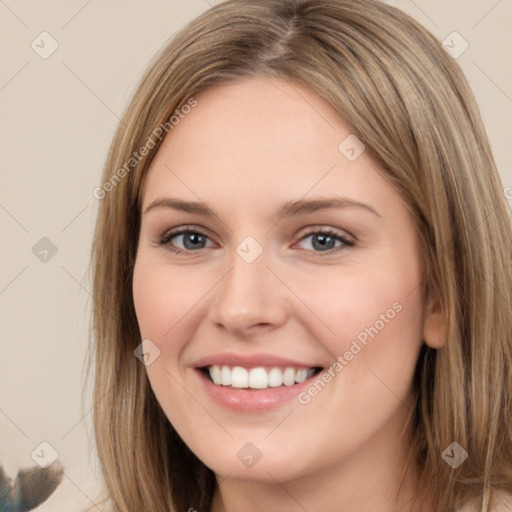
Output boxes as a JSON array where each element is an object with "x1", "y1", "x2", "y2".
[{"x1": 184, "y1": 435, "x2": 318, "y2": 484}]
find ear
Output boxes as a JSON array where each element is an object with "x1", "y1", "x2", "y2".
[{"x1": 423, "y1": 297, "x2": 446, "y2": 349}]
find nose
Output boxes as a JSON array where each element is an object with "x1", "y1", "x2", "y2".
[{"x1": 207, "y1": 245, "x2": 289, "y2": 337}]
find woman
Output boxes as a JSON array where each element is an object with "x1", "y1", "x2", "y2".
[{"x1": 89, "y1": 0, "x2": 512, "y2": 510}]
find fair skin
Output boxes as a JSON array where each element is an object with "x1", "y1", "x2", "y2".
[{"x1": 132, "y1": 76, "x2": 443, "y2": 511}]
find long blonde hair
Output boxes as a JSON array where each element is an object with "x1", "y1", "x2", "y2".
[{"x1": 89, "y1": 0, "x2": 512, "y2": 510}]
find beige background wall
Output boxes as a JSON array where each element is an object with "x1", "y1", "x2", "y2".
[{"x1": 1, "y1": 1, "x2": 510, "y2": 510}]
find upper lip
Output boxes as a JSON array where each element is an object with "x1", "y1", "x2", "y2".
[{"x1": 193, "y1": 352, "x2": 322, "y2": 369}]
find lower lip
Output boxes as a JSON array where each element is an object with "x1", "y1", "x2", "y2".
[{"x1": 195, "y1": 369, "x2": 319, "y2": 412}]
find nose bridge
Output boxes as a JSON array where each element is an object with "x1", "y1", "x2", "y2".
[{"x1": 207, "y1": 238, "x2": 288, "y2": 334}]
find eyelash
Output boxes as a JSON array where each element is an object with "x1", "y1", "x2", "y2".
[{"x1": 157, "y1": 225, "x2": 355, "y2": 256}]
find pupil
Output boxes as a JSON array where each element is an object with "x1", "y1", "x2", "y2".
[
  {"x1": 184, "y1": 233, "x2": 205, "y2": 249},
  {"x1": 313, "y1": 233, "x2": 335, "y2": 251}
]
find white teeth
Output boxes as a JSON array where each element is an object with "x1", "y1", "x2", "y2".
[
  {"x1": 221, "y1": 366, "x2": 231, "y2": 386},
  {"x1": 231, "y1": 366, "x2": 249, "y2": 388},
  {"x1": 268, "y1": 368, "x2": 283, "y2": 387},
  {"x1": 248, "y1": 367, "x2": 268, "y2": 389},
  {"x1": 207, "y1": 365, "x2": 315, "y2": 389},
  {"x1": 210, "y1": 365, "x2": 221, "y2": 384},
  {"x1": 295, "y1": 369, "x2": 309, "y2": 383},
  {"x1": 282, "y1": 367, "x2": 296, "y2": 386}
]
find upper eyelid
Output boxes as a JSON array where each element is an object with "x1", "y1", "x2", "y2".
[{"x1": 160, "y1": 225, "x2": 212, "y2": 242}]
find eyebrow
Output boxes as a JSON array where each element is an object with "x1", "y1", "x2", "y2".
[{"x1": 143, "y1": 196, "x2": 381, "y2": 219}]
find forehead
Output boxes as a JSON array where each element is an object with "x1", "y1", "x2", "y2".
[
  {"x1": 141, "y1": 77, "x2": 398, "y2": 216},
  {"x1": 162, "y1": 76, "x2": 349, "y2": 161}
]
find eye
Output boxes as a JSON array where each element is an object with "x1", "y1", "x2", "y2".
[
  {"x1": 158, "y1": 227, "x2": 214, "y2": 254},
  {"x1": 295, "y1": 228, "x2": 354, "y2": 254},
  {"x1": 157, "y1": 226, "x2": 354, "y2": 255}
]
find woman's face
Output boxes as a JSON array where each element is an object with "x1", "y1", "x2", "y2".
[{"x1": 133, "y1": 77, "x2": 435, "y2": 485}]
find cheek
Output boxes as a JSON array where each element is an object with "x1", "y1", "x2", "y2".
[
  {"x1": 132, "y1": 253, "x2": 224, "y2": 417},
  {"x1": 132, "y1": 258, "x2": 205, "y2": 416},
  {"x1": 289, "y1": 264, "x2": 423, "y2": 352},
  {"x1": 132, "y1": 255, "x2": 208, "y2": 347},
  {"x1": 289, "y1": 251, "x2": 425, "y2": 401}
]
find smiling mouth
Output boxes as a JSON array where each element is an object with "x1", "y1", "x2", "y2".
[{"x1": 200, "y1": 365, "x2": 323, "y2": 390}]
